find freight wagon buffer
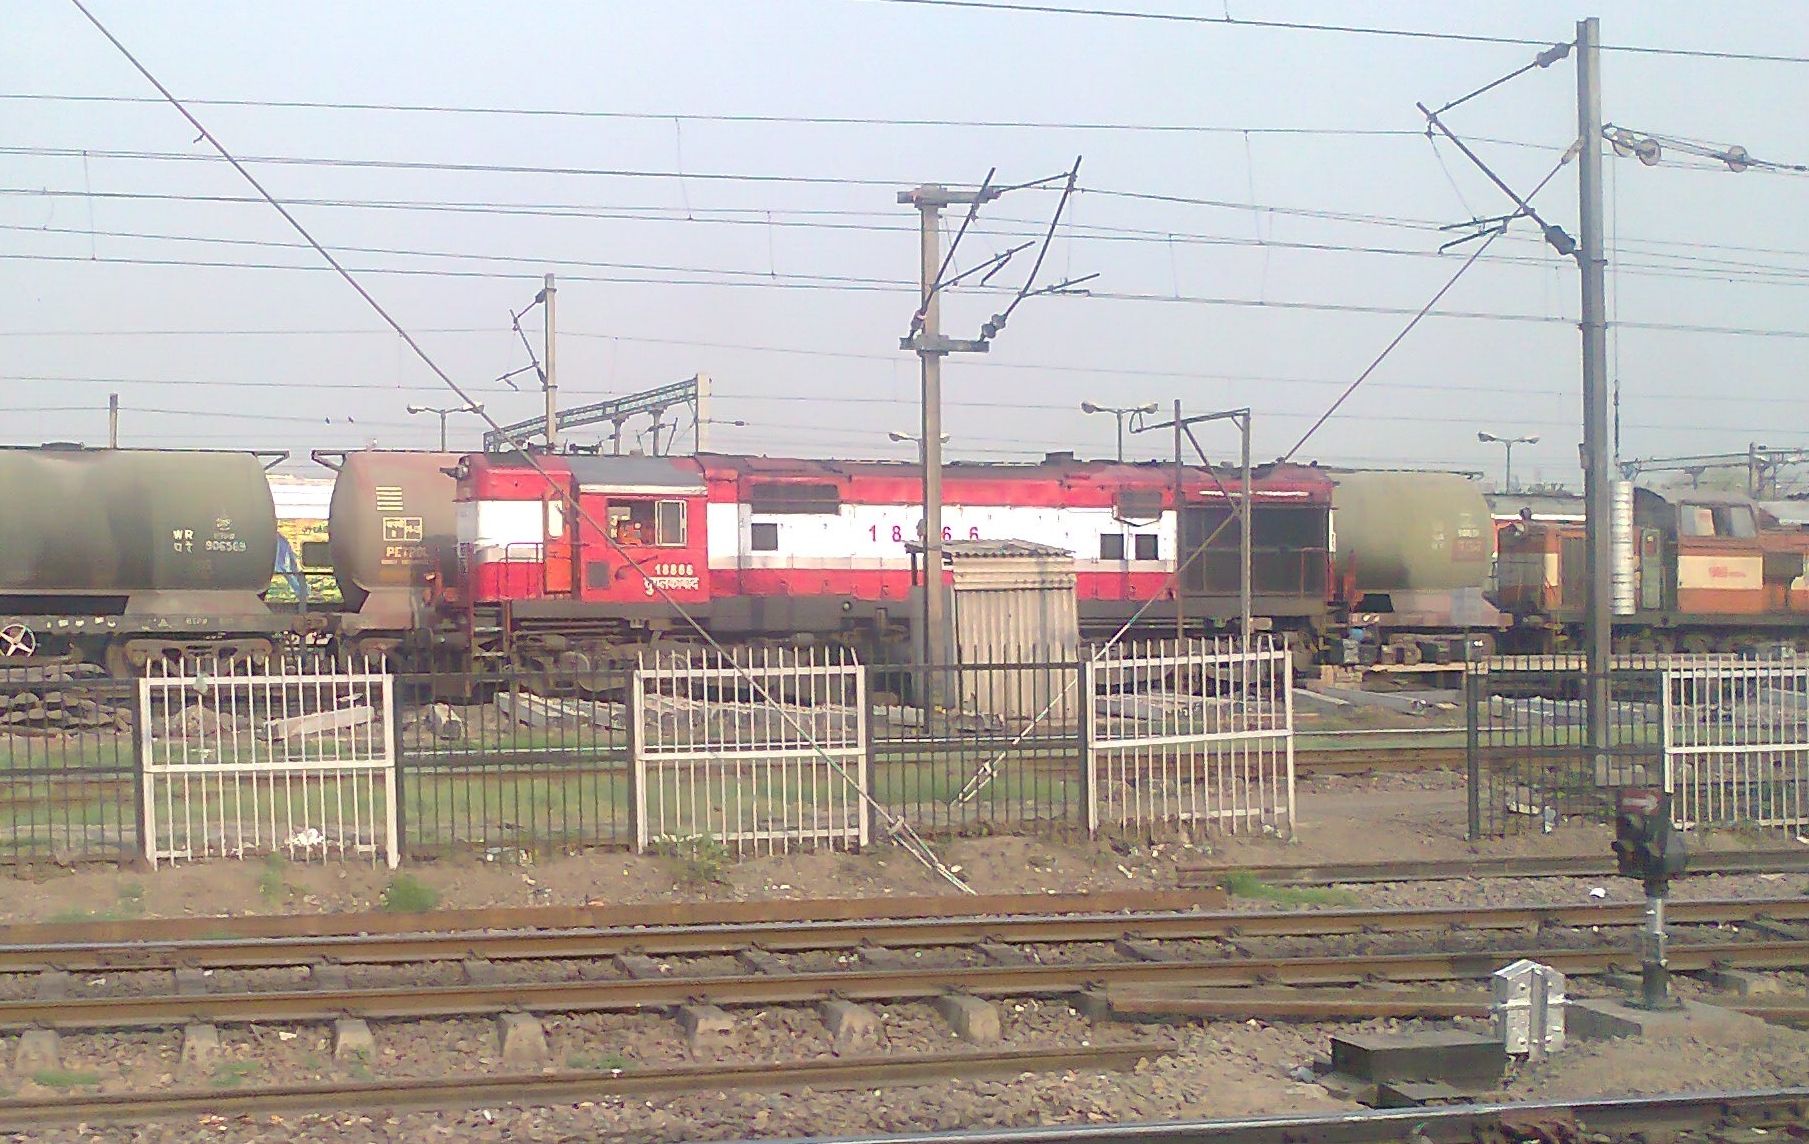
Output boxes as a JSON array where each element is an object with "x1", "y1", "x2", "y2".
[{"x1": 454, "y1": 454, "x2": 710, "y2": 665}]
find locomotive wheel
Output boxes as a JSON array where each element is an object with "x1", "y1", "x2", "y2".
[{"x1": 0, "y1": 623, "x2": 36, "y2": 658}]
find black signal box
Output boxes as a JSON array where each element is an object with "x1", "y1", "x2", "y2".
[{"x1": 1613, "y1": 788, "x2": 1686, "y2": 884}]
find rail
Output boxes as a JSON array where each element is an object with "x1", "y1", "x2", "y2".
[
  {"x1": 0, "y1": 896, "x2": 1805, "y2": 975},
  {"x1": 1178, "y1": 848, "x2": 1809, "y2": 887}
]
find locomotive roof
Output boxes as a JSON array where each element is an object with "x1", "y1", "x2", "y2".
[{"x1": 694, "y1": 452, "x2": 1329, "y2": 490}]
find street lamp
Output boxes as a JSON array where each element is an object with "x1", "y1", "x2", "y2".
[
  {"x1": 1081, "y1": 401, "x2": 1159, "y2": 462},
  {"x1": 406, "y1": 402, "x2": 484, "y2": 451},
  {"x1": 1478, "y1": 431, "x2": 1540, "y2": 493},
  {"x1": 888, "y1": 430, "x2": 948, "y2": 451}
]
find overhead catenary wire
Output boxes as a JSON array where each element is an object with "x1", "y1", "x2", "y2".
[
  {"x1": 1282, "y1": 231, "x2": 1500, "y2": 462},
  {"x1": 64, "y1": 0, "x2": 974, "y2": 894},
  {"x1": 847, "y1": 0, "x2": 1809, "y2": 63}
]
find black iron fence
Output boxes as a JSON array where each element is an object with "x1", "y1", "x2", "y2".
[
  {"x1": 0, "y1": 658, "x2": 1113, "y2": 864},
  {"x1": 0, "y1": 667, "x2": 139, "y2": 864},
  {"x1": 1466, "y1": 655, "x2": 1665, "y2": 838}
]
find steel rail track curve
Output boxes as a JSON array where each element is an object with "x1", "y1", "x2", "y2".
[{"x1": 1, "y1": 897, "x2": 1804, "y2": 974}]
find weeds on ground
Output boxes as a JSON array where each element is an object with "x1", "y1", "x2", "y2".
[
  {"x1": 380, "y1": 873, "x2": 440, "y2": 913},
  {"x1": 257, "y1": 854, "x2": 288, "y2": 903},
  {"x1": 47, "y1": 882, "x2": 147, "y2": 925},
  {"x1": 1219, "y1": 869, "x2": 1359, "y2": 908},
  {"x1": 31, "y1": 1069, "x2": 100, "y2": 1089},
  {"x1": 654, "y1": 834, "x2": 731, "y2": 890},
  {"x1": 343, "y1": 1057, "x2": 375, "y2": 1083},
  {"x1": 567, "y1": 1051, "x2": 629, "y2": 1072},
  {"x1": 209, "y1": 1061, "x2": 261, "y2": 1089}
]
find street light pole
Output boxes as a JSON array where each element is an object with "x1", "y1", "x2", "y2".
[
  {"x1": 1081, "y1": 401, "x2": 1158, "y2": 462},
  {"x1": 407, "y1": 403, "x2": 485, "y2": 451},
  {"x1": 1478, "y1": 431, "x2": 1540, "y2": 493}
]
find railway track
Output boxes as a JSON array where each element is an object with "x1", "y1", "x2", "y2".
[
  {"x1": 3, "y1": 895, "x2": 1806, "y2": 974},
  {"x1": 3, "y1": 897, "x2": 1804, "y2": 1031},
  {"x1": 0, "y1": 1044, "x2": 1164, "y2": 1132},
  {"x1": 730, "y1": 1089, "x2": 1809, "y2": 1144},
  {"x1": 1293, "y1": 743, "x2": 1462, "y2": 774},
  {"x1": 1178, "y1": 849, "x2": 1809, "y2": 887}
]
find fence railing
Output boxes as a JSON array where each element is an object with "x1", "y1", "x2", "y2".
[
  {"x1": 1665, "y1": 659, "x2": 1809, "y2": 832},
  {"x1": 1086, "y1": 636, "x2": 1294, "y2": 839},
  {"x1": 1466, "y1": 653, "x2": 1809, "y2": 838},
  {"x1": 633, "y1": 645, "x2": 868, "y2": 856},
  {"x1": 0, "y1": 642, "x2": 1300, "y2": 865},
  {"x1": 139, "y1": 655, "x2": 399, "y2": 868}
]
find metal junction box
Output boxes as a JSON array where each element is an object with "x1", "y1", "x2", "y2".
[{"x1": 1492, "y1": 958, "x2": 1566, "y2": 1055}]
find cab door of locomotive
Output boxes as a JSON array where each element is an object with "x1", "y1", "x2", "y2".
[
  {"x1": 577, "y1": 494, "x2": 709, "y2": 605},
  {"x1": 542, "y1": 494, "x2": 575, "y2": 596}
]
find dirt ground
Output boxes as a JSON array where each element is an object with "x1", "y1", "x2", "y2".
[
  {"x1": 0, "y1": 767, "x2": 1800, "y2": 925},
  {"x1": 1, "y1": 768, "x2": 1806, "y2": 1143}
]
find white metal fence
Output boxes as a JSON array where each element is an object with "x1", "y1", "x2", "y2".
[
  {"x1": 1084, "y1": 636, "x2": 1294, "y2": 839},
  {"x1": 1663, "y1": 658, "x2": 1809, "y2": 832},
  {"x1": 632, "y1": 646, "x2": 869, "y2": 855},
  {"x1": 139, "y1": 655, "x2": 398, "y2": 868}
]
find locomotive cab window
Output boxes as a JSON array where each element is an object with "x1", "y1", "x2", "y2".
[
  {"x1": 1100, "y1": 533, "x2": 1126, "y2": 560},
  {"x1": 606, "y1": 499, "x2": 688, "y2": 547},
  {"x1": 750, "y1": 522, "x2": 779, "y2": 552},
  {"x1": 1134, "y1": 534, "x2": 1159, "y2": 561}
]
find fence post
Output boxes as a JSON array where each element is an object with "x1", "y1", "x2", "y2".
[
  {"x1": 1081, "y1": 657, "x2": 1098, "y2": 840},
  {"x1": 1466, "y1": 664, "x2": 1482, "y2": 841},
  {"x1": 1282, "y1": 642, "x2": 1296, "y2": 842},
  {"x1": 629, "y1": 655, "x2": 646, "y2": 853},
  {"x1": 132, "y1": 673, "x2": 152, "y2": 870},
  {"x1": 387, "y1": 671, "x2": 405, "y2": 868},
  {"x1": 857, "y1": 658, "x2": 872, "y2": 850}
]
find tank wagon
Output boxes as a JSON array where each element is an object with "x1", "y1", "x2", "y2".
[
  {"x1": 312, "y1": 449, "x2": 460, "y2": 659},
  {"x1": 0, "y1": 445, "x2": 283, "y2": 674},
  {"x1": 1326, "y1": 470, "x2": 1501, "y2": 664}
]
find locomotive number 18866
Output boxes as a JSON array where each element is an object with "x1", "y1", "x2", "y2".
[{"x1": 868, "y1": 525, "x2": 981, "y2": 543}]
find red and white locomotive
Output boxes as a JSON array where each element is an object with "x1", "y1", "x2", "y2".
[{"x1": 442, "y1": 450, "x2": 1341, "y2": 666}]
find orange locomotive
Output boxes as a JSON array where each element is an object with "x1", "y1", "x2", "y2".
[{"x1": 1494, "y1": 484, "x2": 1809, "y2": 654}]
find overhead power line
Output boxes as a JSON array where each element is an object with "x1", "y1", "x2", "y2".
[
  {"x1": 0, "y1": 93, "x2": 1552, "y2": 144},
  {"x1": 849, "y1": 0, "x2": 1809, "y2": 63},
  {"x1": 11, "y1": 246, "x2": 1809, "y2": 340}
]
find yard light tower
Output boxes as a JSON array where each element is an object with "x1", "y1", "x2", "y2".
[
  {"x1": 1082, "y1": 401, "x2": 1158, "y2": 463},
  {"x1": 1479, "y1": 431, "x2": 1539, "y2": 493},
  {"x1": 407, "y1": 402, "x2": 484, "y2": 451}
]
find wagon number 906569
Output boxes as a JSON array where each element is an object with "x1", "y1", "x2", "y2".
[{"x1": 869, "y1": 525, "x2": 980, "y2": 543}]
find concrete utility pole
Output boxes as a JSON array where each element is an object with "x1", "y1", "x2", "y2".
[
  {"x1": 1577, "y1": 16, "x2": 1613, "y2": 762},
  {"x1": 108, "y1": 393, "x2": 119, "y2": 448},
  {"x1": 899, "y1": 184, "x2": 992, "y2": 670},
  {"x1": 542, "y1": 273, "x2": 559, "y2": 451}
]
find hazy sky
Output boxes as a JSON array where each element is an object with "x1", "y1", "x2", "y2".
[{"x1": 5, "y1": 2, "x2": 1807, "y2": 485}]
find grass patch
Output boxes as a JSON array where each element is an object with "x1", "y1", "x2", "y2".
[
  {"x1": 1219, "y1": 869, "x2": 1359, "y2": 908},
  {"x1": 257, "y1": 854, "x2": 288, "y2": 903},
  {"x1": 117, "y1": 881, "x2": 145, "y2": 906},
  {"x1": 567, "y1": 1051, "x2": 629, "y2": 1072},
  {"x1": 31, "y1": 1069, "x2": 100, "y2": 1089},
  {"x1": 653, "y1": 834, "x2": 730, "y2": 890},
  {"x1": 210, "y1": 1061, "x2": 260, "y2": 1089},
  {"x1": 380, "y1": 873, "x2": 440, "y2": 914}
]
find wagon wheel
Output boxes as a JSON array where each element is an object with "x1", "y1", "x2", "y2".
[{"x1": 0, "y1": 623, "x2": 36, "y2": 658}]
